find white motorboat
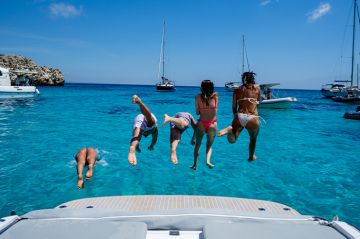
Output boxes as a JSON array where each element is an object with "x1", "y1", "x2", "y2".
[
  {"x1": 0, "y1": 66, "x2": 40, "y2": 98},
  {"x1": 0, "y1": 195, "x2": 358, "y2": 239},
  {"x1": 155, "y1": 21, "x2": 175, "y2": 91},
  {"x1": 225, "y1": 81, "x2": 241, "y2": 91},
  {"x1": 259, "y1": 83, "x2": 297, "y2": 109}
]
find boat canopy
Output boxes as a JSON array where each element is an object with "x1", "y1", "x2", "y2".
[{"x1": 260, "y1": 83, "x2": 280, "y2": 90}]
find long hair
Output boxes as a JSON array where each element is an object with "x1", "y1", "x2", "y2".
[
  {"x1": 200, "y1": 80, "x2": 214, "y2": 106},
  {"x1": 242, "y1": 71, "x2": 256, "y2": 85}
]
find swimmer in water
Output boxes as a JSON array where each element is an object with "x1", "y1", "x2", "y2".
[{"x1": 75, "y1": 147, "x2": 99, "y2": 189}]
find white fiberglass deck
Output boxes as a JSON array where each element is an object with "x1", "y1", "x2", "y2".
[{"x1": 57, "y1": 195, "x2": 300, "y2": 216}]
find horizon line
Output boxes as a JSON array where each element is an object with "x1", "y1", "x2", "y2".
[{"x1": 62, "y1": 82, "x2": 319, "y2": 91}]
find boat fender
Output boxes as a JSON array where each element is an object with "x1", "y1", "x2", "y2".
[{"x1": 35, "y1": 89, "x2": 40, "y2": 95}]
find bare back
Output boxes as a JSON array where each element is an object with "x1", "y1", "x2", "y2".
[
  {"x1": 233, "y1": 84, "x2": 260, "y2": 115},
  {"x1": 195, "y1": 93, "x2": 218, "y2": 121}
]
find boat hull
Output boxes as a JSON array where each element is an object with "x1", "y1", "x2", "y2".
[
  {"x1": 156, "y1": 84, "x2": 176, "y2": 91},
  {"x1": 344, "y1": 111, "x2": 360, "y2": 120},
  {"x1": 0, "y1": 86, "x2": 40, "y2": 98},
  {"x1": 259, "y1": 97, "x2": 297, "y2": 109},
  {"x1": 331, "y1": 96, "x2": 360, "y2": 103}
]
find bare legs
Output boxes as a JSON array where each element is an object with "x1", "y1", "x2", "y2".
[
  {"x1": 218, "y1": 115, "x2": 259, "y2": 161},
  {"x1": 133, "y1": 95, "x2": 155, "y2": 126},
  {"x1": 163, "y1": 114, "x2": 190, "y2": 165},
  {"x1": 85, "y1": 148, "x2": 97, "y2": 179},
  {"x1": 162, "y1": 114, "x2": 187, "y2": 129},
  {"x1": 128, "y1": 95, "x2": 155, "y2": 166},
  {"x1": 246, "y1": 120, "x2": 260, "y2": 161},
  {"x1": 191, "y1": 127, "x2": 203, "y2": 170},
  {"x1": 170, "y1": 139, "x2": 180, "y2": 164},
  {"x1": 75, "y1": 148, "x2": 87, "y2": 189},
  {"x1": 128, "y1": 127, "x2": 141, "y2": 166},
  {"x1": 75, "y1": 148, "x2": 98, "y2": 189},
  {"x1": 190, "y1": 122, "x2": 216, "y2": 170}
]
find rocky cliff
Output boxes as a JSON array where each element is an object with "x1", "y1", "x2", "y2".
[{"x1": 0, "y1": 55, "x2": 64, "y2": 86}]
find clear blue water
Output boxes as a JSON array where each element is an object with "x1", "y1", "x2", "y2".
[{"x1": 0, "y1": 84, "x2": 359, "y2": 228}]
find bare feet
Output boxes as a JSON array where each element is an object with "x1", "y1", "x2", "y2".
[
  {"x1": 248, "y1": 155, "x2": 257, "y2": 162},
  {"x1": 206, "y1": 162, "x2": 214, "y2": 169},
  {"x1": 171, "y1": 151, "x2": 178, "y2": 165},
  {"x1": 189, "y1": 165, "x2": 196, "y2": 170},
  {"x1": 132, "y1": 95, "x2": 142, "y2": 104},
  {"x1": 77, "y1": 175, "x2": 84, "y2": 189},
  {"x1": 128, "y1": 147, "x2": 137, "y2": 166},
  {"x1": 218, "y1": 126, "x2": 232, "y2": 137},
  {"x1": 162, "y1": 114, "x2": 170, "y2": 127},
  {"x1": 86, "y1": 165, "x2": 94, "y2": 180}
]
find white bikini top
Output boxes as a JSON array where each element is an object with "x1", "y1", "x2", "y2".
[{"x1": 238, "y1": 97, "x2": 259, "y2": 105}]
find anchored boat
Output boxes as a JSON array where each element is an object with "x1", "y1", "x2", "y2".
[
  {"x1": 0, "y1": 66, "x2": 40, "y2": 98},
  {"x1": 0, "y1": 195, "x2": 358, "y2": 239},
  {"x1": 156, "y1": 21, "x2": 175, "y2": 91},
  {"x1": 322, "y1": 0, "x2": 360, "y2": 98},
  {"x1": 259, "y1": 83, "x2": 297, "y2": 109}
]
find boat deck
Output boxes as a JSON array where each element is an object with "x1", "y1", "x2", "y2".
[{"x1": 57, "y1": 195, "x2": 300, "y2": 216}]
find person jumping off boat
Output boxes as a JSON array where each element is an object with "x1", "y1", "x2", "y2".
[
  {"x1": 162, "y1": 112, "x2": 197, "y2": 164},
  {"x1": 75, "y1": 147, "x2": 99, "y2": 189},
  {"x1": 191, "y1": 80, "x2": 218, "y2": 170},
  {"x1": 218, "y1": 71, "x2": 260, "y2": 161},
  {"x1": 128, "y1": 95, "x2": 158, "y2": 166}
]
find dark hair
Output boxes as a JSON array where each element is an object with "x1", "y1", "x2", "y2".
[
  {"x1": 200, "y1": 80, "x2": 214, "y2": 106},
  {"x1": 242, "y1": 71, "x2": 256, "y2": 85}
]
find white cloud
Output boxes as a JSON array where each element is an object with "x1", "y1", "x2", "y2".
[
  {"x1": 260, "y1": 0, "x2": 272, "y2": 6},
  {"x1": 307, "y1": 3, "x2": 331, "y2": 23},
  {"x1": 49, "y1": 3, "x2": 83, "y2": 18}
]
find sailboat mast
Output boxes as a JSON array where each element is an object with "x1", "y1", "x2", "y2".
[
  {"x1": 351, "y1": 0, "x2": 357, "y2": 86},
  {"x1": 242, "y1": 35, "x2": 245, "y2": 74},
  {"x1": 162, "y1": 21, "x2": 166, "y2": 83}
]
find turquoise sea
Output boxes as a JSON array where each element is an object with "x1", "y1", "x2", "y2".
[{"x1": 0, "y1": 84, "x2": 359, "y2": 228}]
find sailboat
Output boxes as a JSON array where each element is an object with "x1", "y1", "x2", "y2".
[
  {"x1": 225, "y1": 35, "x2": 248, "y2": 91},
  {"x1": 156, "y1": 21, "x2": 175, "y2": 91},
  {"x1": 323, "y1": 0, "x2": 360, "y2": 100}
]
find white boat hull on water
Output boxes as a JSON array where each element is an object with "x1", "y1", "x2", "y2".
[
  {"x1": 259, "y1": 97, "x2": 297, "y2": 109},
  {"x1": 0, "y1": 86, "x2": 40, "y2": 98}
]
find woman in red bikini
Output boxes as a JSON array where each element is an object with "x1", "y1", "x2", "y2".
[{"x1": 190, "y1": 80, "x2": 218, "y2": 170}]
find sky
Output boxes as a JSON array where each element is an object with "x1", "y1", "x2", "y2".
[{"x1": 0, "y1": 0, "x2": 359, "y2": 89}]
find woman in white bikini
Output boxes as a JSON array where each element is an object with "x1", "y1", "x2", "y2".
[{"x1": 218, "y1": 72, "x2": 260, "y2": 161}]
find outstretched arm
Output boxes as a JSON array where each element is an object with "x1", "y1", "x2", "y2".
[{"x1": 148, "y1": 128, "x2": 158, "y2": 150}]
